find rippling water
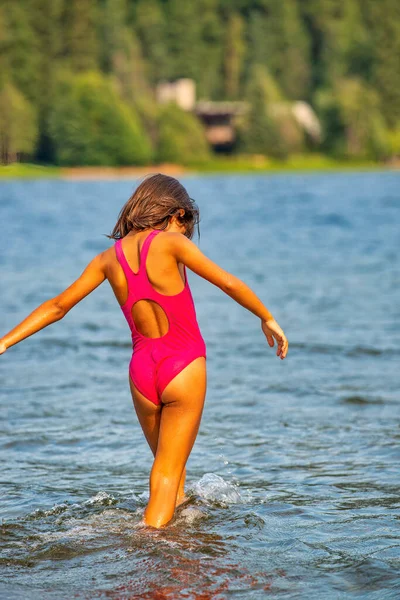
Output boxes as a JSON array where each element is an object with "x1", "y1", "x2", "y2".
[{"x1": 1, "y1": 172, "x2": 399, "y2": 599}]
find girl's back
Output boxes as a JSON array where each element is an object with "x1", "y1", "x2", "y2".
[{"x1": 107, "y1": 230, "x2": 189, "y2": 339}]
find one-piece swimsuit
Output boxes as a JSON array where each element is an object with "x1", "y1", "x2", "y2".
[{"x1": 114, "y1": 229, "x2": 207, "y2": 405}]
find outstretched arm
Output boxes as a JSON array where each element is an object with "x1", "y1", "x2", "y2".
[
  {"x1": 0, "y1": 252, "x2": 107, "y2": 354},
  {"x1": 169, "y1": 233, "x2": 288, "y2": 359}
]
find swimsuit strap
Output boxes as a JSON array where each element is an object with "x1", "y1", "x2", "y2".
[
  {"x1": 115, "y1": 238, "x2": 133, "y2": 281},
  {"x1": 115, "y1": 229, "x2": 161, "y2": 284},
  {"x1": 138, "y1": 229, "x2": 161, "y2": 275}
]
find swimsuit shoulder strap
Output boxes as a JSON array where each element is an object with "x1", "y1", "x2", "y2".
[
  {"x1": 114, "y1": 238, "x2": 134, "y2": 282},
  {"x1": 138, "y1": 229, "x2": 161, "y2": 274},
  {"x1": 115, "y1": 230, "x2": 161, "y2": 281}
]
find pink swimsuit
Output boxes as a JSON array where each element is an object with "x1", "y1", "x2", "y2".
[{"x1": 115, "y1": 229, "x2": 207, "y2": 406}]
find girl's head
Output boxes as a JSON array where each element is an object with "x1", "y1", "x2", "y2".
[{"x1": 109, "y1": 173, "x2": 200, "y2": 240}]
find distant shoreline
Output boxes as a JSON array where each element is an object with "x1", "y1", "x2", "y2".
[
  {"x1": 0, "y1": 156, "x2": 399, "y2": 180},
  {"x1": 60, "y1": 163, "x2": 187, "y2": 180}
]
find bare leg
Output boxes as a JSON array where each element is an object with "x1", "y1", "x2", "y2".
[
  {"x1": 143, "y1": 357, "x2": 207, "y2": 529},
  {"x1": 129, "y1": 376, "x2": 187, "y2": 506}
]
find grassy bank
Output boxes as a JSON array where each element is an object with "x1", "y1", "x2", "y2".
[
  {"x1": 0, "y1": 163, "x2": 62, "y2": 179},
  {"x1": 0, "y1": 155, "x2": 396, "y2": 180},
  {"x1": 192, "y1": 154, "x2": 390, "y2": 173}
]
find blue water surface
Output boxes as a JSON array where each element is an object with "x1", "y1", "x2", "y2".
[{"x1": 0, "y1": 171, "x2": 399, "y2": 599}]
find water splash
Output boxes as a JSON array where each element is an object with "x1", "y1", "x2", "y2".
[
  {"x1": 190, "y1": 473, "x2": 252, "y2": 506},
  {"x1": 83, "y1": 491, "x2": 116, "y2": 506}
]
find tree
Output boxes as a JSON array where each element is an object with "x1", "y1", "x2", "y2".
[
  {"x1": 0, "y1": 6, "x2": 10, "y2": 90},
  {"x1": 98, "y1": 0, "x2": 128, "y2": 73},
  {"x1": 110, "y1": 28, "x2": 151, "y2": 107},
  {"x1": 300, "y1": 0, "x2": 373, "y2": 91},
  {"x1": 28, "y1": 0, "x2": 64, "y2": 162},
  {"x1": 223, "y1": 12, "x2": 245, "y2": 99},
  {"x1": 247, "y1": 0, "x2": 311, "y2": 100},
  {"x1": 61, "y1": 0, "x2": 99, "y2": 72},
  {"x1": 363, "y1": 0, "x2": 400, "y2": 126},
  {"x1": 197, "y1": 0, "x2": 224, "y2": 99},
  {"x1": 165, "y1": 0, "x2": 203, "y2": 80},
  {"x1": 241, "y1": 65, "x2": 289, "y2": 159},
  {"x1": 156, "y1": 103, "x2": 210, "y2": 165},
  {"x1": 49, "y1": 71, "x2": 152, "y2": 166},
  {"x1": 386, "y1": 124, "x2": 400, "y2": 159},
  {"x1": 134, "y1": 0, "x2": 168, "y2": 83},
  {"x1": 316, "y1": 77, "x2": 389, "y2": 159},
  {"x1": 0, "y1": 82, "x2": 38, "y2": 163},
  {"x1": 0, "y1": 1, "x2": 40, "y2": 104}
]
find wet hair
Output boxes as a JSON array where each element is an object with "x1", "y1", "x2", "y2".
[{"x1": 108, "y1": 173, "x2": 200, "y2": 240}]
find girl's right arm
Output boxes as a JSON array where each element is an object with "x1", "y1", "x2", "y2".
[{"x1": 169, "y1": 233, "x2": 288, "y2": 360}]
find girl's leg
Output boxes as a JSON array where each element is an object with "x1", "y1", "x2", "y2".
[
  {"x1": 129, "y1": 376, "x2": 187, "y2": 505},
  {"x1": 143, "y1": 357, "x2": 207, "y2": 529}
]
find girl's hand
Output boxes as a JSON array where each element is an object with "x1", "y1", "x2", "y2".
[
  {"x1": 0, "y1": 339, "x2": 7, "y2": 355},
  {"x1": 261, "y1": 318, "x2": 288, "y2": 360}
]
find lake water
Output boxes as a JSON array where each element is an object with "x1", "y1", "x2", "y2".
[{"x1": 0, "y1": 172, "x2": 399, "y2": 599}]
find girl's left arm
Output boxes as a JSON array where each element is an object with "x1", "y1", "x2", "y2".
[{"x1": 0, "y1": 252, "x2": 107, "y2": 354}]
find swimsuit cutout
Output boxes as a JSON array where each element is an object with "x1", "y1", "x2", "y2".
[{"x1": 115, "y1": 229, "x2": 207, "y2": 406}]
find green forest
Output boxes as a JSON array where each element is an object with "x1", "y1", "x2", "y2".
[{"x1": 1, "y1": 0, "x2": 400, "y2": 167}]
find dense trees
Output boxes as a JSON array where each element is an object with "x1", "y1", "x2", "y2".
[
  {"x1": 49, "y1": 71, "x2": 152, "y2": 165},
  {"x1": 0, "y1": 82, "x2": 38, "y2": 164},
  {"x1": 157, "y1": 104, "x2": 211, "y2": 164},
  {"x1": 0, "y1": 0, "x2": 399, "y2": 165},
  {"x1": 247, "y1": 1, "x2": 311, "y2": 100},
  {"x1": 316, "y1": 78, "x2": 389, "y2": 160},
  {"x1": 241, "y1": 65, "x2": 288, "y2": 158}
]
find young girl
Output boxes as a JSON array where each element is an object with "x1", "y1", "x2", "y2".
[{"x1": 0, "y1": 173, "x2": 288, "y2": 529}]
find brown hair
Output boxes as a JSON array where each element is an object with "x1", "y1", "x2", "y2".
[{"x1": 108, "y1": 173, "x2": 200, "y2": 240}]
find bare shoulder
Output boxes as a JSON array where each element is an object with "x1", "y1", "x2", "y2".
[
  {"x1": 156, "y1": 231, "x2": 194, "y2": 251},
  {"x1": 100, "y1": 245, "x2": 115, "y2": 262},
  {"x1": 96, "y1": 244, "x2": 118, "y2": 272},
  {"x1": 156, "y1": 231, "x2": 186, "y2": 242},
  {"x1": 156, "y1": 231, "x2": 232, "y2": 288}
]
